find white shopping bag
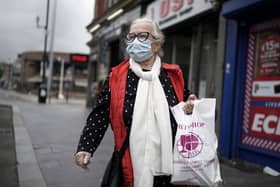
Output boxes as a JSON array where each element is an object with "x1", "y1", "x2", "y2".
[{"x1": 171, "y1": 98, "x2": 222, "y2": 186}]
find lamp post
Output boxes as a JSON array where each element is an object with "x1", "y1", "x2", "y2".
[
  {"x1": 58, "y1": 57, "x2": 65, "y2": 99},
  {"x1": 36, "y1": 0, "x2": 50, "y2": 103},
  {"x1": 46, "y1": 0, "x2": 58, "y2": 104},
  {"x1": 36, "y1": 0, "x2": 50, "y2": 82},
  {"x1": 6, "y1": 58, "x2": 13, "y2": 90}
]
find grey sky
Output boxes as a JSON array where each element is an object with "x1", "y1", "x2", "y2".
[{"x1": 0, "y1": 0, "x2": 94, "y2": 62}]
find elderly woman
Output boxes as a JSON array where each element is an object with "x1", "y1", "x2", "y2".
[{"x1": 75, "y1": 17, "x2": 196, "y2": 187}]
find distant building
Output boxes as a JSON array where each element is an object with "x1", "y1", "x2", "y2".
[
  {"x1": 0, "y1": 62, "x2": 13, "y2": 89},
  {"x1": 16, "y1": 51, "x2": 89, "y2": 99}
]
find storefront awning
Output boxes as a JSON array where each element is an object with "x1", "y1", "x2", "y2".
[{"x1": 222, "y1": 0, "x2": 279, "y2": 19}]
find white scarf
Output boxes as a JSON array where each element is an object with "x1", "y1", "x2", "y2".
[{"x1": 129, "y1": 56, "x2": 173, "y2": 187}]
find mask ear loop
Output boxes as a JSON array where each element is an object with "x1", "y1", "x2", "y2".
[
  {"x1": 151, "y1": 35, "x2": 160, "y2": 43},
  {"x1": 150, "y1": 38, "x2": 161, "y2": 57}
]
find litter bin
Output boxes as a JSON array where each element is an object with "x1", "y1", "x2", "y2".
[{"x1": 38, "y1": 84, "x2": 47, "y2": 103}]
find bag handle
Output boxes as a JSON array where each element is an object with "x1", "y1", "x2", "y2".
[{"x1": 117, "y1": 127, "x2": 130, "y2": 157}]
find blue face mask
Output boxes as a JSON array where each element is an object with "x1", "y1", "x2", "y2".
[{"x1": 126, "y1": 38, "x2": 153, "y2": 63}]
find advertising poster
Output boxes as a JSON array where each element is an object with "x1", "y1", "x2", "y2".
[
  {"x1": 242, "y1": 19, "x2": 280, "y2": 155},
  {"x1": 257, "y1": 32, "x2": 280, "y2": 76}
]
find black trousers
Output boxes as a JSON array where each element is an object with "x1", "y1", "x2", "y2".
[
  {"x1": 154, "y1": 176, "x2": 176, "y2": 187},
  {"x1": 153, "y1": 176, "x2": 200, "y2": 187}
]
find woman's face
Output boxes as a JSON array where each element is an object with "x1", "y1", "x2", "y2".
[{"x1": 129, "y1": 21, "x2": 160, "y2": 55}]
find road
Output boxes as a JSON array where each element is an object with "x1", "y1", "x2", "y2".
[{"x1": 0, "y1": 89, "x2": 114, "y2": 187}]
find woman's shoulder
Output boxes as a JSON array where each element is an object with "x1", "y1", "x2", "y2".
[
  {"x1": 162, "y1": 63, "x2": 182, "y2": 73},
  {"x1": 111, "y1": 59, "x2": 130, "y2": 72},
  {"x1": 109, "y1": 60, "x2": 130, "y2": 81}
]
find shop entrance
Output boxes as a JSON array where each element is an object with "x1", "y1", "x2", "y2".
[
  {"x1": 163, "y1": 20, "x2": 218, "y2": 98},
  {"x1": 238, "y1": 19, "x2": 280, "y2": 170},
  {"x1": 193, "y1": 23, "x2": 218, "y2": 99},
  {"x1": 109, "y1": 39, "x2": 120, "y2": 68},
  {"x1": 162, "y1": 35, "x2": 191, "y2": 86}
]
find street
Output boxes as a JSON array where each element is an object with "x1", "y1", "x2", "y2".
[
  {"x1": 0, "y1": 89, "x2": 114, "y2": 187},
  {"x1": 0, "y1": 89, "x2": 279, "y2": 187}
]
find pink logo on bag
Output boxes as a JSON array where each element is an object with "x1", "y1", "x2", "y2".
[{"x1": 176, "y1": 132, "x2": 203, "y2": 158}]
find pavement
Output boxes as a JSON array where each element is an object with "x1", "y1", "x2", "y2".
[
  {"x1": 0, "y1": 104, "x2": 19, "y2": 187},
  {"x1": 0, "y1": 88, "x2": 279, "y2": 187}
]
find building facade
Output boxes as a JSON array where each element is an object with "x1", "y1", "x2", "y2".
[
  {"x1": 86, "y1": 0, "x2": 223, "y2": 110},
  {"x1": 0, "y1": 62, "x2": 14, "y2": 89},
  {"x1": 145, "y1": 0, "x2": 223, "y2": 131},
  {"x1": 16, "y1": 51, "x2": 89, "y2": 99},
  {"x1": 220, "y1": 0, "x2": 280, "y2": 171},
  {"x1": 86, "y1": 0, "x2": 152, "y2": 106}
]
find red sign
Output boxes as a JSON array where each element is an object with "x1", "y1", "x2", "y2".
[
  {"x1": 249, "y1": 106, "x2": 280, "y2": 141},
  {"x1": 146, "y1": 0, "x2": 212, "y2": 29},
  {"x1": 160, "y1": 0, "x2": 193, "y2": 18},
  {"x1": 258, "y1": 33, "x2": 280, "y2": 76},
  {"x1": 70, "y1": 54, "x2": 88, "y2": 63}
]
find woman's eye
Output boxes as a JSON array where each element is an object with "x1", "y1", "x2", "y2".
[{"x1": 139, "y1": 33, "x2": 148, "y2": 41}]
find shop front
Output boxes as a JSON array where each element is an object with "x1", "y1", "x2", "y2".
[
  {"x1": 96, "y1": 7, "x2": 141, "y2": 80},
  {"x1": 146, "y1": 0, "x2": 220, "y2": 99},
  {"x1": 220, "y1": 0, "x2": 280, "y2": 171}
]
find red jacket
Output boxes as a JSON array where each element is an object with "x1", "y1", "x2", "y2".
[{"x1": 109, "y1": 59, "x2": 184, "y2": 187}]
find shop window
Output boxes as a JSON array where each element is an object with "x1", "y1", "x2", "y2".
[
  {"x1": 162, "y1": 35, "x2": 191, "y2": 88},
  {"x1": 197, "y1": 22, "x2": 218, "y2": 98},
  {"x1": 174, "y1": 36, "x2": 191, "y2": 85},
  {"x1": 109, "y1": 39, "x2": 120, "y2": 68}
]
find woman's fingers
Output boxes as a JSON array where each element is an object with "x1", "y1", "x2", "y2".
[
  {"x1": 188, "y1": 94, "x2": 197, "y2": 101},
  {"x1": 183, "y1": 100, "x2": 194, "y2": 114},
  {"x1": 83, "y1": 154, "x2": 91, "y2": 165},
  {"x1": 75, "y1": 151, "x2": 91, "y2": 169},
  {"x1": 183, "y1": 94, "x2": 197, "y2": 114}
]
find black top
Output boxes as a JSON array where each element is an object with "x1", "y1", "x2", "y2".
[{"x1": 77, "y1": 68, "x2": 190, "y2": 155}]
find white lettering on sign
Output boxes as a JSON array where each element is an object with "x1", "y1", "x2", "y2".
[
  {"x1": 160, "y1": 0, "x2": 193, "y2": 18},
  {"x1": 252, "y1": 113, "x2": 280, "y2": 135},
  {"x1": 177, "y1": 121, "x2": 205, "y2": 130},
  {"x1": 261, "y1": 40, "x2": 280, "y2": 52},
  {"x1": 146, "y1": 0, "x2": 213, "y2": 29}
]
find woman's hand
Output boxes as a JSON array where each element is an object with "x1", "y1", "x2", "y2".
[
  {"x1": 75, "y1": 151, "x2": 91, "y2": 169},
  {"x1": 183, "y1": 94, "x2": 197, "y2": 114}
]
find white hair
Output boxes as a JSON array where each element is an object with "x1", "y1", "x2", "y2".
[{"x1": 130, "y1": 17, "x2": 165, "y2": 45}]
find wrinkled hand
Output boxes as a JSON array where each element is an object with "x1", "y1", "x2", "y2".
[
  {"x1": 75, "y1": 151, "x2": 91, "y2": 169},
  {"x1": 183, "y1": 94, "x2": 197, "y2": 115}
]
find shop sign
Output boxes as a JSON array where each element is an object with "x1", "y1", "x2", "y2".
[
  {"x1": 70, "y1": 54, "x2": 89, "y2": 63},
  {"x1": 146, "y1": 0, "x2": 213, "y2": 29},
  {"x1": 250, "y1": 105, "x2": 280, "y2": 139}
]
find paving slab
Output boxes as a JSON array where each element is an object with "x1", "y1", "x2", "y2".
[
  {"x1": 13, "y1": 105, "x2": 47, "y2": 187},
  {"x1": 0, "y1": 104, "x2": 19, "y2": 187}
]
